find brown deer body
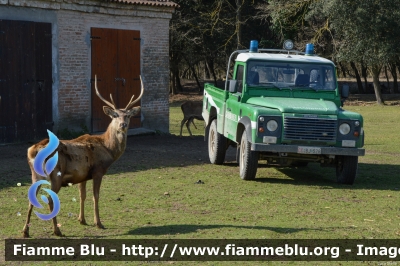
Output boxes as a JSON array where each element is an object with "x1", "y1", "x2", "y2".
[
  {"x1": 22, "y1": 76, "x2": 143, "y2": 237},
  {"x1": 179, "y1": 101, "x2": 204, "y2": 137}
]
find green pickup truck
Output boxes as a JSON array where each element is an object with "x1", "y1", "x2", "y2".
[{"x1": 202, "y1": 40, "x2": 365, "y2": 184}]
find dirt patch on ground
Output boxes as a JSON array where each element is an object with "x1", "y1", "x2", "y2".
[
  {"x1": 169, "y1": 93, "x2": 203, "y2": 105},
  {"x1": 344, "y1": 94, "x2": 400, "y2": 106}
]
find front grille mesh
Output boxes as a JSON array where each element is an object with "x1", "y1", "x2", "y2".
[{"x1": 283, "y1": 117, "x2": 337, "y2": 142}]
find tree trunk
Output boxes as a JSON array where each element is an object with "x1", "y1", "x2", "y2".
[
  {"x1": 175, "y1": 69, "x2": 183, "y2": 93},
  {"x1": 169, "y1": 48, "x2": 182, "y2": 94},
  {"x1": 389, "y1": 62, "x2": 398, "y2": 93},
  {"x1": 206, "y1": 57, "x2": 218, "y2": 86},
  {"x1": 182, "y1": 67, "x2": 189, "y2": 79},
  {"x1": 384, "y1": 65, "x2": 390, "y2": 93},
  {"x1": 361, "y1": 63, "x2": 369, "y2": 93},
  {"x1": 170, "y1": 71, "x2": 175, "y2": 95},
  {"x1": 397, "y1": 60, "x2": 400, "y2": 81},
  {"x1": 170, "y1": 66, "x2": 180, "y2": 95},
  {"x1": 350, "y1": 62, "x2": 364, "y2": 93},
  {"x1": 204, "y1": 60, "x2": 210, "y2": 80},
  {"x1": 338, "y1": 62, "x2": 347, "y2": 78},
  {"x1": 370, "y1": 64, "x2": 384, "y2": 105},
  {"x1": 182, "y1": 55, "x2": 202, "y2": 91},
  {"x1": 236, "y1": 0, "x2": 242, "y2": 49}
]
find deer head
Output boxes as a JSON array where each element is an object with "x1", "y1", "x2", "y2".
[{"x1": 94, "y1": 75, "x2": 143, "y2": 134}]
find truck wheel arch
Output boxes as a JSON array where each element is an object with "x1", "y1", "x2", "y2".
[
  {"x1": 204, "y1": 106, "x2": 218, "y2": 140},
  {"x1": 208, "y1": 107, "x2": 218, "y2": 126},
  {"x1": 236, "y1": 116, "x2": 252, "y2": 143}
]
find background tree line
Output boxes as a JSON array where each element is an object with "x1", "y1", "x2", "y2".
[{"x1": 169, "y1": 0, "x2": 400, "y2": 104}]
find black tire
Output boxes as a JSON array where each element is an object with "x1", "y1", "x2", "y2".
[
  {"x1": 336, "y1": 156, "x2": 358, "y2": 185},
  {"x1": 239, "y1": 130, "x2": 259, "y2": 180},
  {"x1": 208, "y1": 119, "x2": 226, "y2": 165}
]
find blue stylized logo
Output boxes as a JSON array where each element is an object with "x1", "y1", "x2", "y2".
[
  {"x1": 28, "y1": 180, "x2": 61, "y2": 220},
  {"x1": 28, "y1": 130, "x2": 61, "y2": 220},
  {"x1": 33, "y1": 130, "x2": 59, "y2": 177}
]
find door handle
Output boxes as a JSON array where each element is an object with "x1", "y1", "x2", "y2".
[{"x1": 227, "y1": 108, "x2": 231, "y2": 111}]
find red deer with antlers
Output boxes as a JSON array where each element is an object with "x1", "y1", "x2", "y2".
[
  {"x1": 22, "y1": 75, "x2": 144, "y2": 237},
  {"x1": 179, "y1": 101, "x2": 204, "y2": 137}
]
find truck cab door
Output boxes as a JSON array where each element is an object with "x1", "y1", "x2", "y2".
[{"x1": 225, "y1": 64, "x2": 244, "y2": 141}]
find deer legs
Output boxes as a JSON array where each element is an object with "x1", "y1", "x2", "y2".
[
  {"x1": 22, "y1": 173, "x2": 109, "y2": 236},
  {"x1": 78, "y1": 181, "x2": 87, "y2": 225},
  {"x1": 180, "y1": 119, "x2": 187, "y2": 137},
  {"x1": 50, "y1": 176, "x2": 62, "y2": 236},
  {"x1": 22, "y1": 198, "x2": 62, "y2": 237},
  {"x1": 22, "y1": 177, "x2": 63, "y2": 237},
  {"x1": 92, "y1": 177, "x2": 104, "y2": 229},
  {"x1": 22, "y1": 202, "x2": 34, "y2": 238},
  {"x1": 78, "y1": 179, "x2": 105, "y2": 229},
  {"x1": 23, "y1": 175, "x2": 41, "y2": 238},
  {"x1": 180, "y1": 116, "x2": 198, "y2": 137},
  {"x1": 49, "y1": 195, "x2": 62, "y2": 236},
  {"x1": 186, "y1": 116, "x2": 198, "y2": 136},
  {"x1": 76, "y1": 177, "x2": 107, "y2": 230}
]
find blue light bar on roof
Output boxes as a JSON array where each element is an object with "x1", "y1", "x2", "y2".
[
  {"x1": 305, "y1": 43, "x2": 314, "y2": 55},
  {"x1": 249, "y1": 40, "x2": 258, "y2": 52}
]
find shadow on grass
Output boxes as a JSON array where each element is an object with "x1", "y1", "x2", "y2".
[
  {"x1": 126, "y1": 224, "x2": 340, "y2": 236},
  {"x1": 252, "y1": 163, "x2": 400, "y2": 191},
  {"x1": 222, "y1": 159, "x2": 400, "y2": 190}
]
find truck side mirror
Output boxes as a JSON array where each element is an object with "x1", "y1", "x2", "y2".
[
  {"x1": 341, "y1": 84, "x2": 349, "y2": 99},
  {"x1": 227, "y1": 80, "x2": 237, "y2": 93}
]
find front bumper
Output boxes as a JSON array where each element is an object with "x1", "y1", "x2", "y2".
[{"x1": 251, "y1": 143, "x2": 365, "y2": 156}]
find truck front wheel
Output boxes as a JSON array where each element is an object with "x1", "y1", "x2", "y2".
[
  {"x1": 336, "y1": 156, "x2": 358, "y2": 185},
  {"x1": 208, "y1": 119, "x2": 226, "y2": 165},
  {"x1": 239, "y1": 130, "x2": 259, "y2": 180}
]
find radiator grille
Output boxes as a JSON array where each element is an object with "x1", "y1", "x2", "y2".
[{"x1": 283, "y1": 117, "x2": 337, "y2": 142}]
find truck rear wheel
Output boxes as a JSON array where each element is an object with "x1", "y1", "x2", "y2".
[
  {"x1": 239, "y1": 130, "x2": 259, "y2": 180},
  {"x1": 208, "y1": 119, "x2": 226, "y2": 165},
  {"x1": 336, "y1": 156, "x2": 358, "y2": 185}
]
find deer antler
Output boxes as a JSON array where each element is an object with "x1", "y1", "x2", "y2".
[
  {"x1": 125, "y1": 75, "x2": 144, "y2": 110},
  {"x1": 94, "y1": 75, "x2": 115, "y2": 109},
  {"x1": 109, "y1": 94, "x2": 116, "y2": 107}
]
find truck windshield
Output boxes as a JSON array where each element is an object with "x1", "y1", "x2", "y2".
[{"x1": 247, "y1": 61, "x2": 336, "y2": 90}]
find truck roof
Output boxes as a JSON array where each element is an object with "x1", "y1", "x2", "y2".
[{"x1": 236, "y1": 52, "x2": 335, "y2": 65}]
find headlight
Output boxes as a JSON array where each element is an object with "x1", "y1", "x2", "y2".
[
  {"x1": 354, "y1": 120, "x2": 360, "y2": 126},
  {"x1": 266, "y1": 120, "x2": 278, "y2": 132},
  {"x1": 339, "y1": 123, "x2": 351, "y2": 135}
]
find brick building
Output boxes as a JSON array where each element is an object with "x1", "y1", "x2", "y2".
[{"x1": 0, "y1": 0, "x2": 177, "y2": 144}]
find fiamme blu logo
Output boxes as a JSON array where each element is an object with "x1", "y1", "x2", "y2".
[{"x1": 27, "y1": 130, "x2": 61, "y2": 220}]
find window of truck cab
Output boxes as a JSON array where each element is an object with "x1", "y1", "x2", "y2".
[
  {"x1": 234, "y1": 64, "x2": 244, "y2": 93},
  {"x1": 246, "y1": 60, "x2": 336, "y2": 90}
]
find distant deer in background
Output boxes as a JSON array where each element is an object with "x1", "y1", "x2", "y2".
[
  {"x1": 180, "y1": 101, "x2": 204, "y2": 137},
  {"x1": 23, "y1": 75, "x2": 144, "y2": 237}
]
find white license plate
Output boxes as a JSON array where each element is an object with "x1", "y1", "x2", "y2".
[{"x1": 298, "y1": 146, "x2": 321, "y2": 154}]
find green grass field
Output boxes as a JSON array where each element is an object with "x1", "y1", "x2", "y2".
[{"x1": 1, "y1": 102, "x2": 399, "y2": 265}]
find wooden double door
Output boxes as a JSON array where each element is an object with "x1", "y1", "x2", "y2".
[
  {"x1": 0, "y1": 20, "x2": 52, "y2": 144},
  {"x1": 91, "y1": 28, "x2": 141, "y2": 132}
]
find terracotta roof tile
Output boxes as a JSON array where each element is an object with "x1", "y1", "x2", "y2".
[{"x1": 108, "y1": 0, "x2": 178, "y2": 8}]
